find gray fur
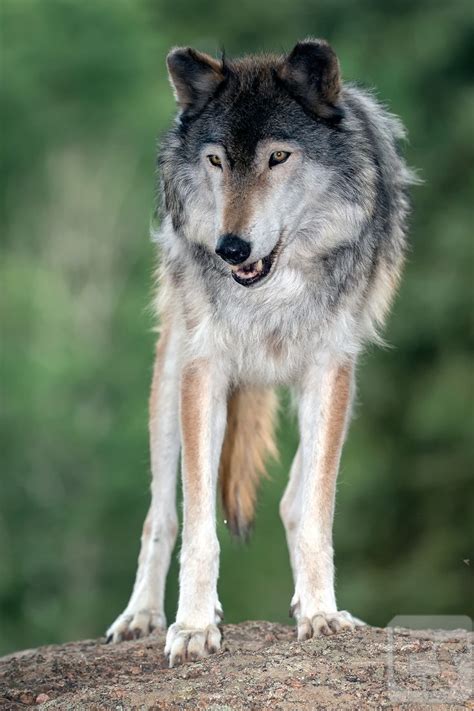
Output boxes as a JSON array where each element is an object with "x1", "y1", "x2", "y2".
[
  {"x1": 107, "y1": 40, "x2": 417, "y2": 662},
  {"x1": 155, "y1": 45, "x2": 414, "y2": 387}
]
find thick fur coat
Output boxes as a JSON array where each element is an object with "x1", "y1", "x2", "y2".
[{"x1": 107, "y1": 39, "x2": 414, "y2": 667}]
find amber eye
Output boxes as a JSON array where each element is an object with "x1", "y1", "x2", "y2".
[
  {"x1": 269, "y1": 150, "x2": 291, "y2": 168},
  {"x1": 207, "y1": 154, "x2": 222, "y2": 168}
]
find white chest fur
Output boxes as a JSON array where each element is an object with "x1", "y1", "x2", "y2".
[{"x1": 183, "y1": 265, "x2": 360, "y2": 387}]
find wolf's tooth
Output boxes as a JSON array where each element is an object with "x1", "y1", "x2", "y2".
[{"x1": 256, "y1": 259, "x2": 263, "y2": 271}]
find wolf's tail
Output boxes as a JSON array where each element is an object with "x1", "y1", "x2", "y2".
[{"x1": 219, "y1": 387, "x2": 278, "y2": 539}]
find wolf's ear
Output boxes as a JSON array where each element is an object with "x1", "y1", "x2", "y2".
[
  {"x1": 278, "y1": 39, "x2": 343, "y2": 122},
  {"x1": 167, "y1": 47, "x2": 225, "y2": 115}
]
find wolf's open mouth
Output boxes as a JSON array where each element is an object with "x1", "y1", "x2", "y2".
[
  {"x1": 230, "y1": 255, "x2": 272, "y2": 286},
  {"x1": 229, "y1": 242, "x2": 280, "y2": 287}
]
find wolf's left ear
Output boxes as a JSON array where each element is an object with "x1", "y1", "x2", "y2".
[
  {"x1": 278, "y1": 39, "x2": 343, "y2": 122},
  {"x1": 167, "y1": 47, "x2": 225, "y2": 115}
]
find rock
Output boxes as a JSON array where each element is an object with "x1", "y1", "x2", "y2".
[
  {"x1": 0, "y1": 622, "x2": 472, "y2": 709},
  {"x1": 35, "y1": 693, "x2": 50, "y2": 704}
]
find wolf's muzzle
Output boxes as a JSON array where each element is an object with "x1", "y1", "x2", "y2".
[{"x1": 215, "y1": 234, "x2": 251, "y2": 265}]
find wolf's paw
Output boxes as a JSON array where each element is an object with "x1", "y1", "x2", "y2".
[
  {"x1": 164, "y1": 623, "x2": 221, "y2": 667},
  {"x1": 106, "y1": 608, "x2": 166, "y2": 643},
  {"x1": 293, "y1": 609, "x2": 363, "y2": 641}
]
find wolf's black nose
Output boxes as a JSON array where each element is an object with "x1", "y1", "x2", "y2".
[{"x1": 215, "y1": 234, "x2": 251, "y2": 265}]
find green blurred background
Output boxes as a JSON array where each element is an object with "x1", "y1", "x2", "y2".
[{"x1": 1, "y1": 0, "x2": 473, "y2": 655}]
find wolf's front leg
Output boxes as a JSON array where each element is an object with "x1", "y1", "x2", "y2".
[
  {"x1": 106, "y1": 321, "x2": 182, "y2": 642},
  {"x1": 291, "y1": 359, "x2": 361, "y2": 640},
  {"x1": 165, "y1": 358, "x2": 228, "y2": 667}
]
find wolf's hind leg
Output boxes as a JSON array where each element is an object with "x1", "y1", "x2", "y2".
[
  {"x1": 279, "y1": 446, "x2": 303, "y2": 578},
  {"x1": 106, "y1": 322, "x2": 181, "y2": 642}
]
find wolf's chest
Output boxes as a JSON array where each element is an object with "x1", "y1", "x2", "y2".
[
  {"x1": 213, "y1": 287, "x2": 323, "y2": 385},
  {"x1": 186, "y1": 263, "x2": 359, "y2": 385}
]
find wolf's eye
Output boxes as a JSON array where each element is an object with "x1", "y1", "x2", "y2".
[
  {"x1": 269, "y1": 150, "x2": 291, "y2": 168},
  {"x1": 207, "y1": 154, "x2": 222, "y2": 168}
]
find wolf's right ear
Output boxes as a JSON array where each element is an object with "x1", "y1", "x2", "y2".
[
  {"x1": 278, "y1": 39, "x2": 343, "y2": 122},
  {"x1": 166, "y1": 47, "x2": 225, "y2": 115}
]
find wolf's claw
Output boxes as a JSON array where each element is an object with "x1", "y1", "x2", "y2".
[
  {"x1": 106, "y1": 608, "x2": 166, "y2": 643},
  {"x1": 165, "y1": 623, "x2": 221, "y2": 667},
  {"x1": 296, "y1": 610, "x2": 363, "y2": 641}
]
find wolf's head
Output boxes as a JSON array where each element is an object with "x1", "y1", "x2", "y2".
[{"x1": 160, "y1": 39, "x2": 348, "y2": 288}]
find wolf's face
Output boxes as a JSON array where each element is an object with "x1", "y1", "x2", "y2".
[{"x1": 161, "y1": 40, "x2": 347, "y2": 288}]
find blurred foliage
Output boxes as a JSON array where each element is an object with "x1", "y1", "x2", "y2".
[{"x1": 1, "y1": 0, "x2": 473, "y2": 654}]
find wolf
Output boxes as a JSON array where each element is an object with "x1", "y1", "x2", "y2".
[{"x1": 106, "y1": 39, "x2": 414, "y2": 666}]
